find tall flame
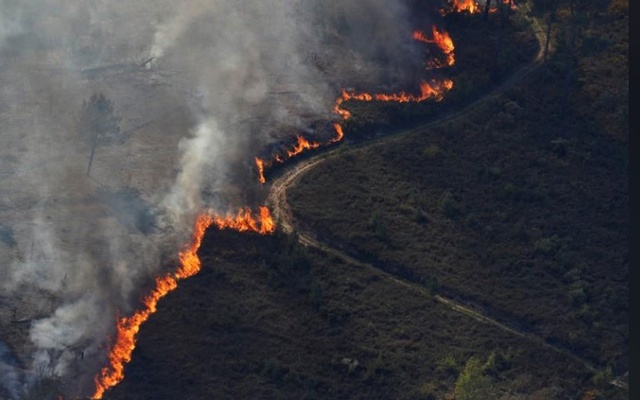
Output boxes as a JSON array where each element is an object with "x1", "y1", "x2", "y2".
[
  {"x1": 92, "y1": 208, "x2": 274, "y2": 399},
  {"x1": 255, "y1": 157, "x2": 266, "y2": 184},
  {"x1": 413, "y1": 26, "x2": 455, "y2": 68}
]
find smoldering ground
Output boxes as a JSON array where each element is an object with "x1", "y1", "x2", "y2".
[{"x1": 0, "y1": 0, "x2": 433, "y2": 397}]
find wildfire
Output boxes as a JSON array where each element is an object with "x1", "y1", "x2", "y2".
[
  {"x1": 249, "y1": 26, "x2": 456, "y2": 184},
  {"x1": 255, "y1": 77, "x2": 454, "y2": 184},
  {"x1": 445, "y1": 0, "x2": 481, "y2": 14},
  {"x1": 331, "y1": 123, "x2": 344, "y2": 143},
  {"x1": 212, "y1": 206, "x2": 275, "y2": 235},
  {"x1": 255, "y1": 157, "x2": 266, "y2": 184},
  {"x1": 254, "y1": 135, "x2": 322, "y2": 185},
  {"x1": 286, "y1": 136, "x2": 321, "y2": 158},
  {"x1": 92, "y1": 12, "x2": 461, "y2": 398},
  {"x1": 92, "y1": 208, "x2": 274, "y2": 399},
  {"x1": 442, "y1": 0, "x2": 517, "y2": 15},
  {"x1": 333, "y1": 78, "x2": 454, "y2": 116},
  {"x1": 413, "y1": 26, "x2": 455, "y2": 68}
]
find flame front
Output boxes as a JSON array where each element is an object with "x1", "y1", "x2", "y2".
[
  {"x1": 92, "y1": 208, "x2": 274, "y2": 399},
  {"x1": 286, "y1": 136, "x2": 321, "y2": 158},
  {"x1": 212, "y1": 206, "x2": 275, "y2": 235},
  {"x1": 93, "y1": 17, "x2": 460, "y2": 399},
  {"x1": 250, "y1": 24, "x2": 459, "y2": 185},
  {"x1": 335, "y1": 78, "x2": 454, "y2": 109},
  {"x1": 256, "y1": 77, "x2": 454, "y2": 184}
]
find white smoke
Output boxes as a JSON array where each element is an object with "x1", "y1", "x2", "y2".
[
  {"x1": 0, "y1": 0, "x2": 429, "y2": 397},
  {"x1": 161, "y1": 118, "x2": 228, "y2": 228}
]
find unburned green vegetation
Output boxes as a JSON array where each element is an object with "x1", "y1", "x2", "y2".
[
  {"x1": 107, "y1": 229, "x2": 606, "y2": 399},
  {"x1": 287, "y1": 0, "x2": 628, "y2": 396},
  {"x1": 104, "y1": 1, "x2": 627, "y2": 399}
]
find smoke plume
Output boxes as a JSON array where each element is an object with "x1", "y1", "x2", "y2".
[{"x1": 0, "y1": 0, "x2": 430, "y2": 397}]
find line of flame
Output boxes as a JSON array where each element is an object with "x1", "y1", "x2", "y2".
[
  {"x1": 212, "y1": 206, "x2": 275, "y2": 235},
  {"x1": 254, "y1": 136, "x2": 323, "y2": 184},
  {"x1": 256, "y1": 76, "x2": 454, "y2": 184},
  {"x1": 253, "y1": 25, "x2": 456, "y2": 185},
  {"x1": 92, "y1": 208, "x2": 274, "y2": 398},
  {"x1": 333, "y1": 78, "x2": 454, "y2": 115}
]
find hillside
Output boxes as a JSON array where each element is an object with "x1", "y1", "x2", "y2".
[
  {"x1": 287, "y1": 0, "x2": 628, "y2": 396},
  {"x1": 100, "y1": 1, "x2": 628, "y2": 399}
]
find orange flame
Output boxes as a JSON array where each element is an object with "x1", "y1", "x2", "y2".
[
  {"x1": 252, "y1": 26, "x2": 456, "y2": 185},
  {"x1": 256, "y1": 77, "x2": 454, "y2": 184},
  {"x1": 412, "y1": 30, "x2": 430, "y2": 43},
  {"x1": 333, "y1": 99, "x2": 353, "y2": 120},
  {"x1": 433, "y1": 27, "x2": 455, "y2": 66},
  {"x1": 442, "y1": 0, "x2": 515, "y2": 15},
  {"x1": 413, "y1": 26, "x2": 455, "y2": 68},
  {"x1": 253, "y1": 135, "x2": 322, "y2": 184},
  {"x1": 212, "y1": 206, "x2": 275, "y2": 235},
  {"x1": 441, "y1": 0, "x2": 481, "y2": 14},
  {"x1": 92, "y1": 207, "x2": 274, "y2": 398},
  {"x1": 335, "y1": 78, "x2": 454, "y2": 110},
  {"x1": 453, "y1": 0, "x2": 481, "y2": 13},
  {"x1": 331, "y1": 123, "x2": 344, "y2": 143},
  {"x1": 286, "y1": 136, "x2": 321, "y2": 158},
  {"x1": 255, "y1": 157, "x2": 266, "y2": 184}
]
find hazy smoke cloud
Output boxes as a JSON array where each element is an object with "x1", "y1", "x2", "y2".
[
  {"x1": 0, "y1": 341, "x2": 23, "y2": 399},
  {"x1": 0, "y1": 0, "x2": 428, "y2": 397}
]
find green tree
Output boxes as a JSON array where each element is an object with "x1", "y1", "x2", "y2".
[{"x1": 454, "y1": 356, "x2": 496, "y2": 400}]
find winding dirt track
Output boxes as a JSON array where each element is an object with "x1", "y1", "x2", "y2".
[{"x1": 266, "y1": 4, "x2": 627, "y2": 392}]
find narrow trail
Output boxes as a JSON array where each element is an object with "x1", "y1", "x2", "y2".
[{"x1": 266, "y1": 4, "x2": 628, "y2": 392}]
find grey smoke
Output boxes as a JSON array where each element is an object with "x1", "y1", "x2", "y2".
[
  {"x1": 0, "y1": 341, "x2": 23, "y2": 399},
  {"x1": 0, "y1": 0, "x2": 430, "y2": 397}
]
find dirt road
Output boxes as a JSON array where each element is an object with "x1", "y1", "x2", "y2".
[{"x1": 265, "y1": 5, "x2": 628, "y2": 392}]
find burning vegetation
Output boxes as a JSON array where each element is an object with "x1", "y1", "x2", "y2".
[
  {"x1": 440, "y1": 0, "x2": 517, "y2": 15},
  {"x1": 254, "y1": 24, "x2": 456, "y2": 185},
  {"x1": 413, "y1": 26, "x2": 456, "y2": 68},
  {"x1": 93, "y1": 15, "x2": 458, "y2": 400},
  {"x1": 92, "y1": 208, "x2": 274, "y2": 399},
  {"x1": 446, "y1": 0, "x2": 481, "y2": 14}
]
